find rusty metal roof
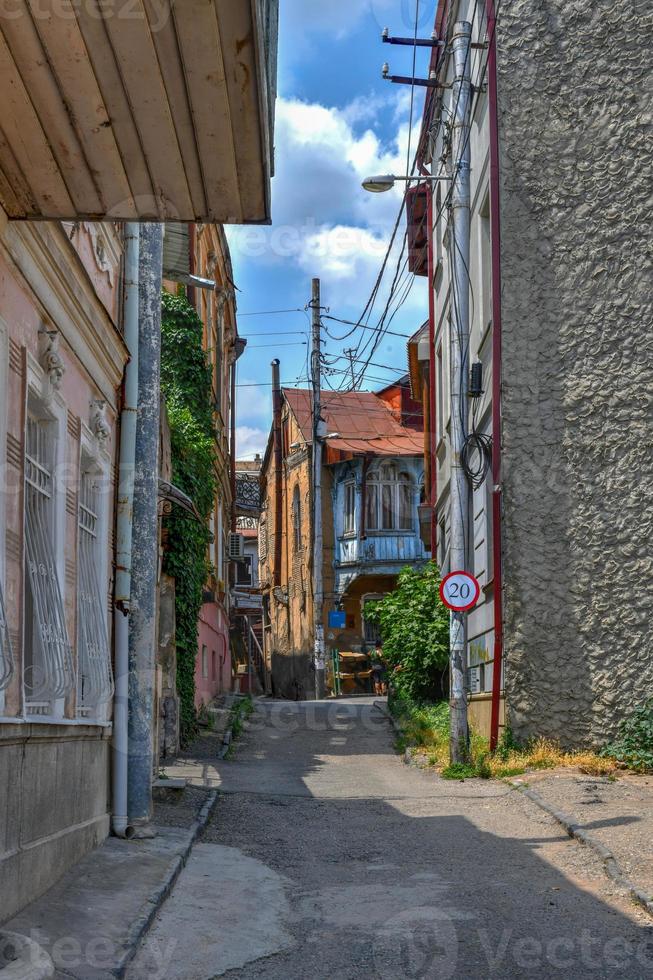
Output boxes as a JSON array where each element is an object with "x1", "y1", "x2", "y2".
[{"x1": 282, "y1": 388, "x2": 424, "y2": 458}]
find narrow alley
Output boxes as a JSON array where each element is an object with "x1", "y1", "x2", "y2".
[{"x1": 128, "y1": 700, "x2": 653, "y2": 979}]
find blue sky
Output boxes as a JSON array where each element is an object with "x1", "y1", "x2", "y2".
[{"x1": 227, "y1": 1, "x2": 436, "y2": 458}]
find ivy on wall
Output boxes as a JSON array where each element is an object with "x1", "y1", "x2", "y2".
[{"x1": 161, "y1": 291, "x2": 216, "y2": 744}]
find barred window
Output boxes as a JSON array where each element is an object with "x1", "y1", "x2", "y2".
[
  {"x1": 0, "y1": 579, "x2": 13, "y2": 692},
  {"x1": 24, "y1": 414, "x2": 73, "y2": 714},
  {"x1": 76, "y1": 462, "x2": 113, "y2": 718},
  {"x1": 292, "y1": 485, "x2": 301, "y2": 551}
]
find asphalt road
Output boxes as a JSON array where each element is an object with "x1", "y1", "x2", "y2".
[{"x1": 130, "y1": 698, "x2": 653, "y2": 979}]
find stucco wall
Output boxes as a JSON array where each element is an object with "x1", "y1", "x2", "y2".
[{"x1": 497, "y1": 1, "x2": 653, "y2": 746}]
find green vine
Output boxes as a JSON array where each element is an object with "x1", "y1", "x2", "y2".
[{"x1": 161, "y1": 291, "x2": 217, "y2": 745}]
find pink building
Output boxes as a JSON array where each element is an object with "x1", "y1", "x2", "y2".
[
  {"x1": 0, "y1": 220, "x2": 125, "y2": 918},
  {"x1": 195, "y1": 600, "x2": 232, "y2": 710}
]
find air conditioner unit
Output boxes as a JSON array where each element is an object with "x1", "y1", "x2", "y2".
[{"x1": 229, "y1": 533, "x2": 245, "y2": 560}]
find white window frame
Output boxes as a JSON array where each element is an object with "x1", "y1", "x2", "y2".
[
  {"x1": 23, "y1": 358, "x2": 71, "y2": 719},
  {"x1": 366, "y1": 464, "x2": 414, "y2": 532},
  {"x1": 76, "y1": 428, "x2": 113, "y2": 721},
  {"x1": 343, "y1": 481, "x2": 356, "y2": 536}
]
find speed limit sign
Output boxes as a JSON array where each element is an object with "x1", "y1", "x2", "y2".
[{"x1": 439, "y1": 570, "x2": 480, "y2": 612}]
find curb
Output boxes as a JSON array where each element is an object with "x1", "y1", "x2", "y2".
[
  {"x1": 372, "y1": 701, "x2": 416, "y2": 766},
  {"x1": 114, "y1": 789, "x2": 219, "y2": 978},
  {"x1": 508, "y1": 780, "x2": 653, "y2": 919}
]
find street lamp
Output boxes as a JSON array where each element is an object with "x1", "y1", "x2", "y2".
[{"x1": 361, "y1": 173, "x2": 451, "y2": 193}]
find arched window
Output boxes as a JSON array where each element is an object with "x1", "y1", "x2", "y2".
[
  {"x1": 366, "y1": 463, "x2": 413, "y2": 531},
  {"x1": 292, "y1": 484, "x2": 302, "y2": 551}
]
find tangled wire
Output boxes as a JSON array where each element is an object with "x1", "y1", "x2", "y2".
[{"x1": 461, "y1": 431, "x2": 493, "y2": 490}]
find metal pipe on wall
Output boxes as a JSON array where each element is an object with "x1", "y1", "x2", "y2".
[
  {"x1": 127, "y1": 222, "x2": 163, "y2": 837},
  {"x1": 111, "y1": 222, "x2": 139, "y2": 839},
  {"x1": 448, "y1": 20, "x2": 472, "y2": 761}
]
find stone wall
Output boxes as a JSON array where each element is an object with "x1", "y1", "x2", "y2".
[
  {"x1": 0, "y1": 725, "x2": 110, "y2": 922},
  {"x1": 497, "y1": 1, "x2": 653, "y2": 746}
]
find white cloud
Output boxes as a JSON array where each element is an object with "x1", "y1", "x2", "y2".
[
  {"x1": 236, "y1": 425, "x2": 269, "y2": 460},
  {"x1": 228, "y1": 89, "x2": 429, "y2": 318}
]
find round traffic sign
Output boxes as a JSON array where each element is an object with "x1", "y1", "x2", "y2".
[{"x1": 439, "y1": 570, "x2": 480, "y2": 612}]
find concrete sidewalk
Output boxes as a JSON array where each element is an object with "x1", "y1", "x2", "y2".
[
  {"x1": 4, "y1": 788, "x2": 217, "y2": 980},
  {"x1": 510, "y1": 769, "x2": 653, "y2": 913}
]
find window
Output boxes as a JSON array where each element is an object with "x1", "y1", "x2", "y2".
[
  {"x1": 479, "y1": 193, "x2": 492, "y2": 331},
  {"x1": 362, "y1": 594, "x2": 383, "y2": 645},
  {"x1": 292, "y1": 485, "x2": 302, "y2": 551},
  {"x1": 436, "y1": 345, "x2": 444, "y2": 443},
  {"x1": 343, "y1": 482, "x2": 356, "y2": 535},
  {"x1": 201, "y1": 645, "x2": 208, "y2": 678},
  {"x1": 24, "y1": 414, "x2": 73, "y2": 714},
  {"x1": 76, "y1": 461, "x2": 113, "y2": 718},
  {"x1": 366, "y1": 464, "x2": 413, "y2": 532},
  {"x1": 237, "y1": 556, "x2": 253, "y2": 586}
]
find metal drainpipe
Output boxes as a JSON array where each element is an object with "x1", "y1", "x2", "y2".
[
  {"x1": 112, "y1": 222, "x2": 139, "y2": 839},
  {"x1": 487, "y1": 0, "x2": 505, "y2": 751},
  {"x1": 127, "y1": 223, "x2": 163, "y2": 837},
  {"x1": 271, "y1": 360, "x2": 283, "y2": 588}
]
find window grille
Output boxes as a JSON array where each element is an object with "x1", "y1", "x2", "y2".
[
  {"x1": 0, "y1": 578, "x2": 14, "y2": 691},
  {"x1": 77, "y1": 469, "x2": 113, "y2": 717},
  {"x1": 24, "y1": 417, "x2": 73, "y2": 712}
]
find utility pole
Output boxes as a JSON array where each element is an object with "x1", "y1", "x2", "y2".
[
  {"x1": 344, "y1": 347, "x2": 357, "y2": 389},
  {"x1": 310, "y1": 278, "x2": 325, "y2": 700},
  {"x1": 448, "y1": 21, "x2": 472, "y2": 762}
]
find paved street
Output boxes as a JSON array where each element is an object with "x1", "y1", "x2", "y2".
[{"x1": 130, "y1": 699, "x2": 653, "y2": 979}]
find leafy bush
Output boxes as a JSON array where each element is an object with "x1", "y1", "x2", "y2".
[
  {"x1": 161, "y1": 292, "x2": 217, "y2": 745},
  {"x1": 364, "y1": 562, "x2": 449, "y2": 702},
  {"x1": 601, "y1": 699, "x2": 653, "y2": 772}
]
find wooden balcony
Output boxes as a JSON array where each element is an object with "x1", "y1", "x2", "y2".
[{"x1": 0, "y1": 0, "x2": 277, "y2": 222}]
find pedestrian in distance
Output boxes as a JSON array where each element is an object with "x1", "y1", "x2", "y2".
[{"x1": 370, "y1": 640, "x2": 388, "y2": 697}]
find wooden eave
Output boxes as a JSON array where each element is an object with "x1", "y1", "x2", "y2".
[{"x1": 0, "y1": 0, "x2": 276, "y2": 223}]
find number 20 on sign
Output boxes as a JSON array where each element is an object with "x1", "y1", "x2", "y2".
[{"x1": 439, "y1": 570, "x2": 481, "y2": 612}]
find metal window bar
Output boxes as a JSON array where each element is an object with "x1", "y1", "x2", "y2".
[
  {"x1": 0, "y1": 577, "x2": 14, "y2": 690},
  {"x1": 24, "y1": 417, "x2": 73, "y2": 712},
  {"x1": 77, "y1": 471, "x2": 113, "y2": 717}
]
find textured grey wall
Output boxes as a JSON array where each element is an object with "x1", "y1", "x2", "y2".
[{"x1": 497, "y1": 0, "x2": 653, "y2": 747}]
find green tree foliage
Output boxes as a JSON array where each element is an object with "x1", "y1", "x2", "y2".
[
  {"x1": 160, "y1": 292, "x2": 217, "y2": 744},
  {"x1": 364, "y1": 562, "x2": 449, "y2": 702}
]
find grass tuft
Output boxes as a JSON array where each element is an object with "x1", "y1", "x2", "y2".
[{"x1": 389, "y1": 693, "x2": 618, "y2": 779}]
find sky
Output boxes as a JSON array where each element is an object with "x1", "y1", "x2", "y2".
[{"x1": 227, "y1": 1, "x2": 438, "y2": 459}]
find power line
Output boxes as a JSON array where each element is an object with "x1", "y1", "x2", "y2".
[{"x1": 238, "y1": 308, "x2": 304, "y2": 316}]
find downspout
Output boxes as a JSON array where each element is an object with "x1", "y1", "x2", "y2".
[
  {"x1": 230, "y1": 358, "x2": 237, "y2": 533},
  {"x1": 271, "y1": 360, "x2": 283, "y2": 588},
  {"x1": 487, "y1": 0, "x2": 504, "y2": 751},
  {"x1": 112, "y1": 222, "x2": 139, "y2": 839},
  {"x1": 424, "y1": 179, "x2": 438, "y2": 558}
]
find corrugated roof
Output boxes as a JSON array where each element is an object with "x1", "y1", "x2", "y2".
[{"x1": 282, "y1": 388, "x2": 423, "y2": 458}]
